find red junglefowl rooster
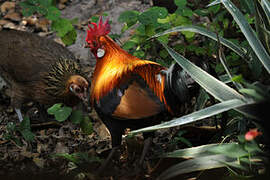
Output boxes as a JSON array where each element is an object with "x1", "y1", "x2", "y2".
[
  {"x1": 0, "y1": 29, "x2": 89, "y2": 122},
  {"x1": 85, "y1": 17, "x2": 206, "y2": 171}
]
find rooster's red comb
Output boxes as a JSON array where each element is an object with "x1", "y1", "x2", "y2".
[{"x1": 86, "y1": 17, "x2": 110, "y2": 43}]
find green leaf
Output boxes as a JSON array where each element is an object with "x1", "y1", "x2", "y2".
[
  {"x1": 182, "y1": 8, "x2": 193, "y2": 17},
  {"x1": 182, "y1": 31, "x2": 195, "y2": 39},
  {"x1": 122, "y1": 41, "x2": 137, "y2": 50},
  {"x1": 46, "y1": 6, "x2": 60, "y2": 21},
  {"x1": 47, "y1": 103, "x2": 63, "y2": 115},
  {"x1": 61, "y1": 28, "x2": 77, "y2": 46},
  {"x1": 70, "y1": 110, "x2": 84, "y2": 124},
  {"x1": 138, "y1": 7, "x2": 168, "y2": 25},
  {"x1": 231, "y1": 74, "x2": 244, "y2": 83},
  {"x1": 157, "y1": 34, "x2": 169, "y2": 44},
  {"x1": 80, "y1": 116, "x2": 93, "y2": 134},
  {"x1": 54, "y1": 106, "x2": 72, "y2": 122},
  {"x1": 19, "y1": 116, "x2": 35, "y2": 142},
  {"x1": 51, "y1": 18, "x2": 73, "y2": 37},
  {"x1": 174, "y1": 0, "x2": 187, "y2": 7},
  {"x1": 20, "y1": 116, "x2": 30, "y2": 130},
  {"x1": 208, "y1": 143, "x2": 248, "y2": 158},
  {"x1": 158, "y1": 154, "x2": 236, "y2": 180},
  {"x1": 164, "y1": 143, "x2": 219, "y2": 159},
  {"x1": 118, "y1": 10, "x2": 139, "y2": 23},
  {"x1": 133, "y1": 50, "x2": 145, "y2": 58},
  {"x1": 20, "y1": 129, "x2": 35, "y2": 142}
]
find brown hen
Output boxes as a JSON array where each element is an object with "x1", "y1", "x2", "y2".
[{"x1": 0, "y1": 29, "x2": 89, "y2": 122}]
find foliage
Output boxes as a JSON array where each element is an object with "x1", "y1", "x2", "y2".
[
  {"x1": 52, "y1": 152, "x2": 100, "y2": 178},
  {"x1": 158, "y1": 133, "x2": 264, "y2": 180},
  {"x1": 3, "y1": 116, "x2": 35, "y2": 145},
  {"x1": 128, "y1": 0, "x2": 270, "y2": 178},
  {"x1": 47, "y1": 103, "x2": 93, "y2": 135},
  {"x1": 19, "y1": 0, "x2": 77, "y2": 45}
]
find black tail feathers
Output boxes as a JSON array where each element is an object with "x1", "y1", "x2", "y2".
[{"x1": 164, "y1": 60, "x2": 210, "y2": 113}]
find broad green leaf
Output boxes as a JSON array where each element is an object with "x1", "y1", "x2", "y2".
[
  {"x1": 131, "y1": 99, "x2": 247, "y2": 134},
  {"x1": 152, "y1": 25, "x2": 247, "y2": 59},
  {"x1": 51, "y1": 18, "x2": 73, "y2": 37},
  {"x1": 47, "y1": 103, "x2": 62, "y2": 115},
  {"x1": 19, "y1": 116, "x2": 35, "y2": 142},
  {"x1": 208, "y1": 143, "x2": 248, "y2": 158},
  {"x1": 54, "y1": 106, "x2": 72, "y2": 122},
  {"x1": 157, "y1": 154, "x2": 236, "y2": 180},
  {"x1": 164, "y1": 143, "x2": 219, "y2": 159},
  {"x1": 61, "y1": 28, "x2": 77, "y2": 45},
  {"x1": 46, "y1": 6, "x2": 60, "y2": 21},
  {"x1": 221, "y1": 0, "x2": 270, "y2": 74},
  {"x1": 118, "y1": 10, "x2": 139, "y2": 23},
  {"x1": 20, "y1": 129, "x2": 35, "y2": 142},
  {"x1": 174, "y1": 0, "x2": 187, "y2": 7},
  {"x1": 122, "y1": 41, "x2": 137, "y2": 50},
  {"x1": 138, "y1": 7, "x2": 168, "y2": 25},
  {"x1": 19, "y1": 116, "x2": 31, "y2": 130}
]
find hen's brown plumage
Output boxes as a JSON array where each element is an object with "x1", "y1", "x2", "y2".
[{"x1": 0, "y1": 29, "x2": 89, "y2": 122}]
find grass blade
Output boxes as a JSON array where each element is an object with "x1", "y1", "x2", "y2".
[
  {"x1": 221, "y1": 0, "x2": 270, "y2": 74},
  {"x1": 163, "y1": 143, "x2": 222, "y2": 159},
  {"x1": 157, "y1": 154, "x2": 236, "y2": 180}
]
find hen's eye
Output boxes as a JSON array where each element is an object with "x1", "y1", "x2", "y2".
[{"x1": 70, "y1": 85, "x2": 81, "y2": 93}]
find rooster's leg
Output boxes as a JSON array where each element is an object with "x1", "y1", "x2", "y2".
[{"x1": 15, "y1": 108, "x2": 23, "y2": 122}]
